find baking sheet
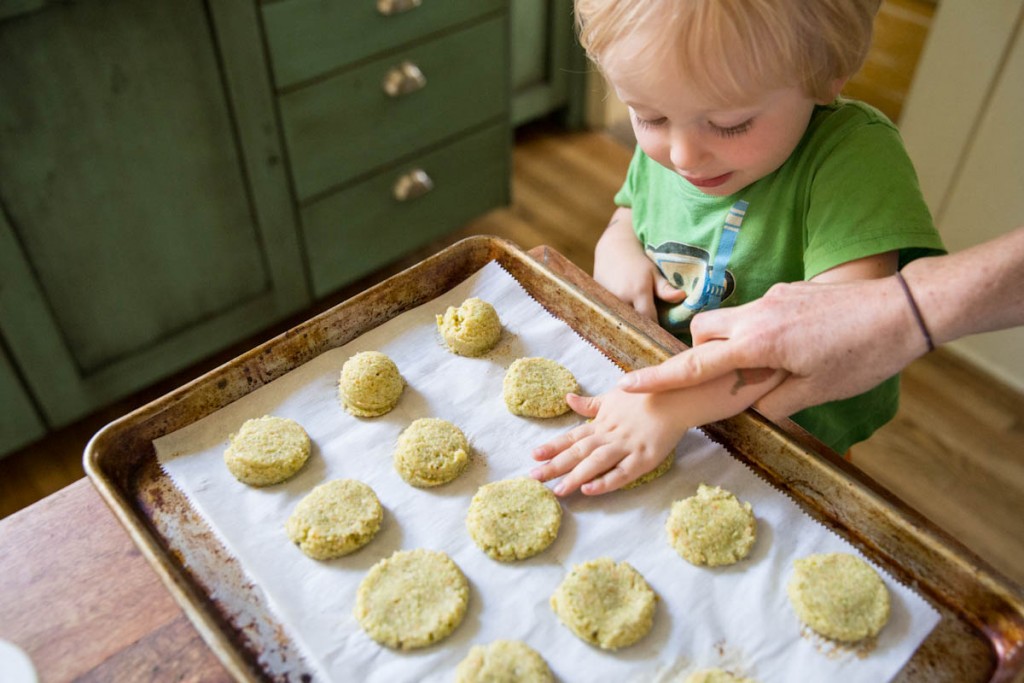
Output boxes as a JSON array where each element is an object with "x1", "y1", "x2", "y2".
[{"x1": 154, "y1": 261, "x2": 939, "y2": 682}]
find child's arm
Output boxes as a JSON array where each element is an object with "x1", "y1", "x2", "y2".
[
  {"x1": 530, "y1": 367, "x2": 784, "y2": 496},
  {"x1": 809, "y1": 250, "x2": 898, "y2": 283},
  {"x1": 541, "y1": 247, "x2": 896, "y2": 497},
  {"x1": 594, "y1": 207, "x2": 688, "y2": 320}
]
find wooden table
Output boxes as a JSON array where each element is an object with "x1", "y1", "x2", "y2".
[{"x1": 0, "y1": 479, "x2": 229, "y2": 682}]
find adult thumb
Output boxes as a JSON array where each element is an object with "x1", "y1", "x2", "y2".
[
  {"x1": 752, "y1": 378, "x2": 817, "y2": 419},
  {"x1": 619, "y1": 342, "x2": 738, "y2": 393}
]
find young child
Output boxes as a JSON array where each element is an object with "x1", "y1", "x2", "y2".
[{"x1": 531, "y1": 0, "x2": 944, "y2": 496}]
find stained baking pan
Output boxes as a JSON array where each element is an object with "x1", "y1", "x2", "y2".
[{"x1": 85, "y1": 236, "x2": 1024, "y2": 682}]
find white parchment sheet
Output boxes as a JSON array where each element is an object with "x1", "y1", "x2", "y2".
[{"x1": 155, "y1": 261, "x2": 939, "y2": 682}]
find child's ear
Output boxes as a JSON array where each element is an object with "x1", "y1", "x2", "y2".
[{"x1": 818, "y1": 77, "x2": 849, "y2": 104}]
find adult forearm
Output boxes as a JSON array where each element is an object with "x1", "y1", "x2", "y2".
[{"x1": 901, "y1": 227, "x2": 1024, "y2": 346}]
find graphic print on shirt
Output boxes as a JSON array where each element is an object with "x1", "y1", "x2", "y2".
[
  {"x1": 644, "y1": 199, "x2": 749, "y2": 335},
  {"x1": 645, "y1": 241, "x2": 736, "y2": 334}
]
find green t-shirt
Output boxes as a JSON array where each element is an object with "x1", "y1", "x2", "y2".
[{"x1": 614, "y1": 99, "x2": 945, "y2": 453}]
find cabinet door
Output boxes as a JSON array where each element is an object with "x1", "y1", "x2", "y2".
[
  {"x1": 512, "y1": 0, "x2": 582, "y2": 125},
  {"x1": 0, "y1": 0, "x2": 308, "y2": 427},
  {"x1": 0, "y1": 346, "x2": 45, "y2": 457}
]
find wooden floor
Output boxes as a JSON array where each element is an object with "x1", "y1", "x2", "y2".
[
  {"x1": 4, "y1": 0, "x2": 1021, "y2": 588},
  {"x1": 843, "y1": 0, "x2": 937, "y2": 123}
]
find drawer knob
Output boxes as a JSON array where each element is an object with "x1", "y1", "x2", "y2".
[
  {"x1": 393, "y1": 169, "x2": 434, "y2": 202},
  {"x1": 382, "y1": 61, "x2": 427, "y2": 97},
  {"x1": 377, "y1": 0, "x2": 421, "y2": 16},
  {"x1": 376, "y1": 0, "x2": 419, "y2": 15}
]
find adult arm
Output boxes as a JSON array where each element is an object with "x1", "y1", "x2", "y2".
[
  {"x1": 902, "y1": 227, "x2": 1024, "y2": 345},
  {"x1": 617, "y1": 227, "x2": 1024, "y2": 417}
]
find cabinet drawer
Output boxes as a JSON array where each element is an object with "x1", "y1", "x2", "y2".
[
  {"x1": 280, "y1": 17, "x2": 507, "y2": 202},
  {"x1": 262, "y1": 0, "x2": 505, "y2": 89},
  {"x1": 301, "y1": 123, "x2": 509, "y2": 298}
]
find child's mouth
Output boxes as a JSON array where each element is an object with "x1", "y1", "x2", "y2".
[{"x1": 685, "y1": 172, "x2": 733, "y2": 188}]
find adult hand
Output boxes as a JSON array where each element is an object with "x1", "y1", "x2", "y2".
[{"x1": 618, "y1": 277, "x2": 927, "y2": 417}]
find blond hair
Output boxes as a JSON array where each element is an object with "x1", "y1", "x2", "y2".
[{"x1": 576, "y1": 0, "x2": 881, "y2": 104}]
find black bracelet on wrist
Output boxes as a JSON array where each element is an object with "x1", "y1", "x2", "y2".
[{"x1": 894, "y1": 270, "x2": 935, "y2": 352}]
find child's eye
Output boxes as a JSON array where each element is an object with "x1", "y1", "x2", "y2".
[
  {"x1": 709, "y1": 118, "x2": 753, "y2": 138},
  {"x1": 633, "y1": 115, "x2": 668, "y2": 130}
]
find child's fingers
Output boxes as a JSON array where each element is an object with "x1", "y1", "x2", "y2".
[
  {"x1": 630, "y1": 293, "x2": 658, "y2": 321},
  {"x1": 654, "y1": 277, "x2": 688, "y2": 304},
  {"x1": 531, "y1": 422, "x2": 593, "y2": 461},
  {"x1": 531, "y1": 438, "x2": 567, "y2": 462},
  {"x1": 530, "y1": 434, "x2": 599, "y2": 483},
  {"x1": 552, "y1": 444, "x2": 626, "y2": 496},
  {"x1": 580, "y1": 462, "x2": 633, "y2": 496}
]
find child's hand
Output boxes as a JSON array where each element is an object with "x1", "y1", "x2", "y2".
[
  {"x1": 595, "y1": 252, "x2": 686, "y2": 321},
  {"x1": 593, "y1": 208, "x2": 687, "y2": 320},
  {"x1": 530, "y1": 369, "x2": 785, "y2": 496},
  {"x1": 530, "y1": 389, "x2": 691, "y2": 496}
]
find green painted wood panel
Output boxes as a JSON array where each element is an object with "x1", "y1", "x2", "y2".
[
  {"x1": 0, "y1": 1, "x2": 266, "y2": 373},
  {"x1": 280, "y1": 17, "x2": 509, "y2": 202},
  {"x1": 0, "y1": 345, "x2": 45, "y2": 458},
  {"x1": 511, "y1": 0, "x2": 577, "y2": 126},
  {"x1": 301, "y1": 124, "x2": 510, "y2": 298},
  {"x1": 512, "y1": 0, "x2": 549, "y2": 93},
  {"x1": 0, "y1": 0, "x2": 46, "y2": 21},
  {"x1": 262, "y1": 0, "x2": 505, "y2": 89},
  {"x1": 0, "y1": 0, "x2": 308, "y2": 428},
  {"x1": 210, "y1": 0, "x2": 310, "y2": 311}
]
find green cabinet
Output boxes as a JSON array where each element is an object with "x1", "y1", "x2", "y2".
[
  {"x1": 0, "y1": 0, "x2": 512, "y2": 454},
  {"x1": 0, "y1": 0, "x2": 309, "y2": 431},
  {"x1": 262, "y1": 0, "x2": 505, "y2": 90},
  {"x1": 302, "y1": 124, "x2": 509, "y2": 295},
  {"x1": 260, "y1": 0, "x2": 511, "y2": 300},
  {"x1": 511, "y1": 0, "x2": 584, "y2": 126},
  {"x1": 0, "y1": 347, "x2": 45, "y2": 456},
  {"x1": 278, "y1": 17, "x2": 509, "y2": 201}
]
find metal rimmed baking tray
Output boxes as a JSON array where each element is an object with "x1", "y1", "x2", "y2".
[{"x1": 85, "y1": 236, "x2": 1024, "y2": 682}]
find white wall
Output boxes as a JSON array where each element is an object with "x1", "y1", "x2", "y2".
[{"x1": 900, "y1": 0, "x2": 1024, "y2": 391}]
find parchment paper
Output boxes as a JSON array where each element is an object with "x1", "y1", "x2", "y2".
[{"x1": 155, "y1": 261, "x2": 939, "y2": 682}]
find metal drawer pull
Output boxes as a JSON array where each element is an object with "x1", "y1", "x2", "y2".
[
  {"x1": 377, "y1": 0, "x2": 421, "y2": 16},
  {"x1": 393, "y1": 169, "x2": 434, "y2": 202},
  {"x1": 382, "y1": 61, "x2": 426, "y2": 97}
]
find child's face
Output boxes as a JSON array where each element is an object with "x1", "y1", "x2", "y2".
[{"x1": 606, "y1": 53, "x2": 822, "y2": 197}]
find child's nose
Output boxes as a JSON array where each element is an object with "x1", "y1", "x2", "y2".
[{"x1": 669, "y1": 130, "x2": 706, "y2": 171}]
